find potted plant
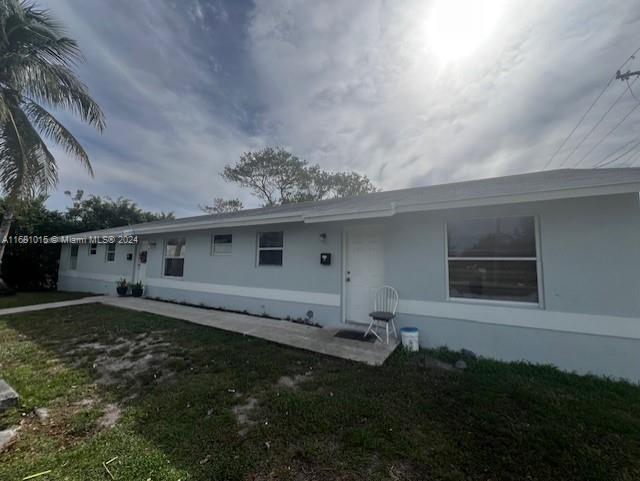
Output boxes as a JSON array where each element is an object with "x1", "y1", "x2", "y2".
[
  {"x1": 116, "y1": 278, "x2": 128, "y2": 296},
  {"x1": 131, "y1": 281, "x2": 144, "y2": 298}
]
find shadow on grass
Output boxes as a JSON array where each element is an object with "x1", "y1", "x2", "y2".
[{"x1": 1, "y1": 303, "x2": 640, "y2": 481}]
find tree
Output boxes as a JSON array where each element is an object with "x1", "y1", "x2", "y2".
[
  {"x1": 221, "y1": 147, "x2": 308, "y2": 206},
  {"x1": 221, "y1": 147, "x2": 377, "y2": 206},
  {"x1": 0, "y1": 1, "x2": 105, "y2": 290},
  {"x1": 0, "y1": 195, "x2": 74, "y2": 290},
  {"x1": 199, "y1": 197, "x2": 243, "y2": 214},
  {"x1": 64, "y1": 190, "x2": 173, "y2": 232},
  {"x1": 0, "y1": 191, "x2": 174, "y2": 290}
]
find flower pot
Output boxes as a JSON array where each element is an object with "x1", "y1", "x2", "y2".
[
  {"x1": 116, "y1": 286, "x2": 128, "y2": 296},
  {"x1": 131, "y1": 287, "x2": 143, "y2": 298}
]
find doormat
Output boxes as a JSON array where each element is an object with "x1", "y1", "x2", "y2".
[{"x1": 334, "y1": 329, "x2": 376, "y2": 343}]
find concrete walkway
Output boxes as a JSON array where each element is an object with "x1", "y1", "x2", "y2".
[{"x1": 0, "y1": 296, "x2": 398, "y2": 365}]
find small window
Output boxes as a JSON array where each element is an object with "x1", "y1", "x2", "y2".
[
  {"x1": 447, "y1": 216, "x2": 539, "y2": 303},
  {"x1": 257, "y1": 231, "x2": 283, "y2": 266},
  {"x1": 89, "y1": 243, "x2": 97, "y2": 255},
  {"x1": 105, "y1": 243, "x2": 116, "y2": 262},
  {"x1": 212, "y1": 234, "x2": 232, "y2": 255},
  {"x1": 70, "y1": 244, "x2": 79, "y2": 270},
  {"x1": 164, "y1": 238, "x2": 185, "y2": 277}
]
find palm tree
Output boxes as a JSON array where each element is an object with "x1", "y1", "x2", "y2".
[{"x1": 0, "y1": 0, "x2": 104, "y2": 289}]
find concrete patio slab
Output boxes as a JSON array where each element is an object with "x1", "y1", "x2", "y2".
[{"x1": 0, "y1": 296, "x2": 398, "y2": 365}]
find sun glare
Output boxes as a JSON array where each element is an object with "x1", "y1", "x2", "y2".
[{"x1": 428, "y1": 0, "x2": 503, "y2": 62}]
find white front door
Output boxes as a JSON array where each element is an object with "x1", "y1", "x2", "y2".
[
  {"x1": 135, "y1": 241, "x2": 150, "y2": 284},
  {"x1": 344, "y1": 225, "x2": 384, "y2": 323}
]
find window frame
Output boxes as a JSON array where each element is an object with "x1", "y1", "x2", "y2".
[
  {"x1": 70, "y1": 244, "x2": 79, "y2": 270},
  {"x1": 211, "y1": 234, "x2": 233, "y2": 256},
  {"x1": 163, "y1": 237, "x2": 186, "y2": 278},
  {"x1": 89, "y1": 243, "x2": 97, "y2": 255},
  {"x1": 444, "y1": 215, "x2": 544, "y2": 307},
  {"x1": 105, "y1": 243, "x2": 116, "y2": 263},
  {"x1": 256, "y1": 231, "x2": 284, "y2": 267}
]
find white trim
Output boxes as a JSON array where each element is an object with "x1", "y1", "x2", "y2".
[
  {"x1": 145, "y1": 277, "x2": 340, "y2": 307},
  {"x1": 341, "y1": 226, "x2": 347, "y2": 323},
  {"x1": 398, "y1": 298, "x2": 640, "y2": 340},
  {"x1": 444, "y1": 215, "x2": 543, "y2": 306},
  {"x1": 163, "y1": 237, "x2": 186, "y2": 278},
  {"x1": 306, "y1": 182, "x2": 640, "y2": 223},
  {"x1": 58, "y1": 270, "x2": 124, "y2": 283},
  {"x1": 256, "y1": 231, "x2": 284, "y2": 267},
  {"x1": 211, "y1": 233, "x2": 233, "y2": 256},
  {"x1": 105, "y1": 243, "x2": 116, "y2": 263},
  {"x1": 68, "y1": 179, "x2": 640, "y2": 238}
]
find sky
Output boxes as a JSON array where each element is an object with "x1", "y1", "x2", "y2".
[{"x1": 38, "y1": 0, "x2": 640, "y2": 217}]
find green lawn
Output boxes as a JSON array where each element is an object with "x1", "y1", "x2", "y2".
[
  {"x1": 1, "y1": 304, "x2": 639, "y2": 481},
  {"x1": 0, "y1": 291, "x2": 96, "y2": 309}
]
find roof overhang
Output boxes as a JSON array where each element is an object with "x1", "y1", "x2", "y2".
[{"x1": 67, "y1": 176, "x2": 640, "y2": 238}]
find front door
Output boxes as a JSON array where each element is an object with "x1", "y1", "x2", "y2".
[
  {"x1": 134, "y1": 240, "x2": 150, "y2": 284},
  {"x1": 344, "y1": 225, "x2": 384, "y2": 323}
]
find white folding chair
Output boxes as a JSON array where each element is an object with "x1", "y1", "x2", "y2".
[{"x1": 364, "y1": 286, "x2": 399, "y2": 344}]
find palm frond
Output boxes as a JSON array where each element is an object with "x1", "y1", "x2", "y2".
[
  {"x1": 5, "y1": 61, "x2": 105, "y2": 130},
  {"x1": 0, "y1": 0, "x2": 103, "y2": 199},
  {"x1": 0, "y1": 101, "x2": 58, "y2": 197},
  {"x1": 24, "y1": 100, "x2": 92, "y2": 176}
]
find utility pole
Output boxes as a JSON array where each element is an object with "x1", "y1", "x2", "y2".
[{"x1": 616, "y1": 69, "x2": 640, "y2": 81}]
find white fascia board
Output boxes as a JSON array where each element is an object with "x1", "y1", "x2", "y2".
[
  {"x1": 68, "y1": 181, "x2": 640, "y2": 237},
  {"x1": 306, "y1": 182, "x2": 640, "y2": 223},
  {"x1": 393, "y1": 182, "x2": 640, "y2": 215},
  {"x1": 71, "y1": 213, "x2": 306, "y2": 239},
  {"x1": 303, "y1": 207, "x2": 395, "y2": 223}
]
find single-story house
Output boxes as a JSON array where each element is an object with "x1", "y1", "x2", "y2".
[{"x1": 58, "y1": 168, "x2": 640, "y2": 381}]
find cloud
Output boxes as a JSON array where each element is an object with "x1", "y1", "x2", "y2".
[{"x1": 37, "y1": 0, "x2": 640, "y2": 216}]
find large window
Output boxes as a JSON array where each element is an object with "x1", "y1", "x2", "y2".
[
  {"x1": 257, "y1": 232, "x2": 283, "y2": 266},
  {"x1": 70, "y1": 244, "x2": 79, "y2": 270},
  {"x1": 89, "y1": 243, "x2": 97, "y2": 255},
  {"x1": 105, "y1": 243, "x2": 116, "y2": 262},
  {"x1": 164, "y1": 238, "x2": 186, "y2": 277},
  {"x1": 211, "y1": 234, "x2": 232, "y2": 255},
  {"x1": 447, "y1": 216, "x2": 539, "y2": 303}
]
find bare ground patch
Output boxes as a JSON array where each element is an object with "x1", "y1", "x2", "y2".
[{"x1": 64, "y1": 332, "x2": 179, "y2": 389}]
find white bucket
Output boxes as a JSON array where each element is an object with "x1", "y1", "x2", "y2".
[{"x1": 400, "y1": 327, "x2": 419, "y2": 352}]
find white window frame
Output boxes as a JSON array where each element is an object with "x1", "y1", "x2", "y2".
[
  {"x1": 444, "y1": 215, "x2": 544, "y2": 308},
  {"x1": 89, "y1": 243, "x2": 97, "y2": 255},
  {"x1": 105, "y1": 243, "x2": 116, "y2": 263},
  {"x1": 211, "y1": 234, "x2": 232, "y2": 256},
  {"x1": 163, "y1": 237, "x2": 186, "y2": 278},
  {"x1": 70, "y1": 244, "x2": 79, "y2": 270},
  {"x1": 256, "y1": 231, "x2": 284, "y2": 267}
]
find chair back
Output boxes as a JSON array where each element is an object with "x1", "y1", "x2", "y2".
[{"x1": 373, "y1": 286, "x2": 399, "y2": 314}]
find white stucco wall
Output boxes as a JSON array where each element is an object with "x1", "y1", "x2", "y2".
[{"x1": 57, "y1": 192, "x2": 640, "y2": 380}]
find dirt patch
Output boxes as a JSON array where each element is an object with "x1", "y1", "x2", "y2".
[
  {"x1": 232, "y1": 397, "x2": 258, "y2": 426},
  {"x1": 65, "y1": 333, "x2": 176, "y2": 388},
  {"x1": 97, "y1": 403, "x2": 121, "y2": 429},
  {"x1": 276, "y1": 371, "x2": 313, "y2": 390}
]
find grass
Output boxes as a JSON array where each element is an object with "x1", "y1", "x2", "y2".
[
  {"x1": 0, "y1": 304, "x2": 639, "y2": 480},
  {"x1": 0, "y1": 291, "x2": 96, "y2": 309}
]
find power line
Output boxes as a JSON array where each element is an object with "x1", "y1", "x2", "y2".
[
  {"x1": 543, "y1": 46, "x2": 640, "y2": 170},
  {"x1": 591, "y1": 134, "x2": 640, "y2": 167},
  {"x1": 574, "y1": 100, "x2": 640, "y2": 166},
  {"x1": 594, "y1": 137, "x2": 640, "y2": 168},
  {"x1": 623, "y1": 145, "x2": 640, "y2": 167},
  {"x1": 556, "y1": 78, "x2": 638, "y2": 168},
  {"x1": 542, "y1": 79, "x2": 616, "y2": 169}
]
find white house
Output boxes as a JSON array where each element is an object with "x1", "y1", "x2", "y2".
[{"x1": 58, "y1": 168, "x2": 640, "y2": 381}]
